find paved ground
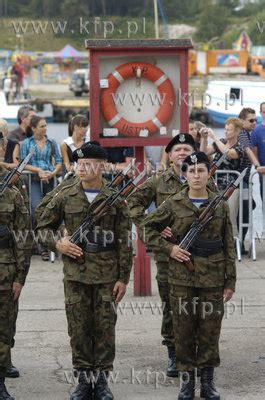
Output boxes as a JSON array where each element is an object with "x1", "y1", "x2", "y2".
[{"x1": 7, "y1": 243, "x2": 265, "y2": 400}]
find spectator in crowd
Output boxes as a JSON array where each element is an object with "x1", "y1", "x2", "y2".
[
  {"x1": 3, "y1": 72, "x2": 12, "y2": 103},
  {"x1": 251, "y1": 102, "x2": 265, "y2": 199},
  {"x1": 189, "y1": 119, "x2": 213, "y2": 155},
  {"x1": 12, "y1": 58, "x2": 25, "y2": 100},
  {"x1": 105, "y1": 146, "x2": 134, "y2": 179},
  {"x1": 189, "y1": 119, "x2": 196, "y2": 139},
  {"x1": 145, "y1": 146, "x2": 168, "y2": 175},
  {"x1": 19, "y1": 116, "x2": 62, "y2": 260},
  {"x1": 8, "y1": 105, "x2": 35, "y2": 143},
  {"x1": 202, "y1": 118, "x2": 244, "y2": 236},
  {"x1": 0, "y1": 119, "x2": 19, "y2": 170},
  {"x1": 238, "y1": 108, "x2": 264, "y2": 253},
  {"x1": 60, "y1": 114, "x2": 89, "y2": 176}
]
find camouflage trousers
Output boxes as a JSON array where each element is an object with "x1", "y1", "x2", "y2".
[
  {"x1": 156, "y1": 261, "x2": 174, "y2": 348},
  {"x1": 0, "y1": 288, "x2": 15, "y2": 369},
  {"x1": 169, "y1": 285, "x2": 224, "y2": 371},
  {"x1": 64, "y1": 280, "x2": 117, "y2": 371}
]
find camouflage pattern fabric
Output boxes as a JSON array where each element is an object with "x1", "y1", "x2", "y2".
[
  {"x1": 170, "y1": 285, "x2": 224, "y2": 370},
  {"x1": 64, "y1": 280, "x2": 117, "y2": 370},
  {"x1": 140, "y1": 187, "x2": 236, "y2": 290},
  {"x1": 128, "y1": 166, "x2": 183, "y2": 265},
  {"x1": 36, "y1": 180, "x2": 132, "y2": 285},
  {"x1": 128, "y1": 167, "x2": 219, "y2": 347},
  {"x1": 156, "y1": 265, "x2": 174, "y2": 348},
  {"x1": 140, "y1": 187, "x2": 236, "y2": 371},
  {"x1": 0, "y1": 187, "x2": 30, "y2": 368},
  {"x1": 36, "y1": 179, "x2": 132, "y2": 370},
  {"x1": 34, "y1": 173, "x2": 79, "y2": 223}
]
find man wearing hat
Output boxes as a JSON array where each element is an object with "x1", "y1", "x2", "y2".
[
  {"x1": 35, "y1": 141, "x2": 132, "y2": 400},
  {"x1": 128, "y1": 133, "x2": 195, "y2": 377},
  {"x1": 140, "y1": 152, "x2": 236, "y2": 400}
]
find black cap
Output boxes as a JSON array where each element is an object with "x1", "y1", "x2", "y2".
[
  {"x1": 72, "y1": 141, "x2": 108, "y2": 162},
  {"x1": 165, "y1": 133, "x2": 195, "y2": 153},
  {"x1": 182, "y1": 151, "x2": 210, "y2": 172}
]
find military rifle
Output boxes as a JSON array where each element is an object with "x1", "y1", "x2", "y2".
[
  {"x1": 0, "y1": 145, "x2": 36, "y2": 195},
  {"x1": 69, "y1": 169, "x2": 146, "y2": 263},
  {"x1": 106, "y1": 158, "x2": 135, "y2": 188},
  {"x1": 209, "y1": 150, "x2": 229, "y2": 178},
  {"x1": 176, "y1": 168, "x2": 247, "y2": 272}
]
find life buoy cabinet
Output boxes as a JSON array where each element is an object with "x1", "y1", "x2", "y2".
[{"x1": 101, "y1": 62, "x2": 175, "y2": 137}]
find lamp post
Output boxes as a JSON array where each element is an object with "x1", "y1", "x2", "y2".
[{"x1": 153, "y1": 0, "x2": 159, "y2": 39}]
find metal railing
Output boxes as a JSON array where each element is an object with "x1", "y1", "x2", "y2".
[
  {"x1": 22, "y1": 171, "x2": 57, "y2": 263},
  {"x1": 214, "y1": 170, "x2": 244, "y2": 261},
  {"x1": 248, "y1": 172, "x2": 265, "y2": 261}
]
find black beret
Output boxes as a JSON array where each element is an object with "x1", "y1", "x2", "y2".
[
  {"x1": 165, "y1": 133, "x2": 195, "y2": 153},
  {"x1": 72, "y1": 141, "x2": 108, "y2": 162},
  {"x1": 182, "y1": 151, "x2": 210, "y2": 172}
]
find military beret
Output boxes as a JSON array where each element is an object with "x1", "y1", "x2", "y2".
[
  {"x1": 72, "y1": 141, "x2": 108, "y2": 162},
  {"x1": 165, "y1": 133, "x2": 195, "y2": 153},
  {"x1": 182, "y1": 151, "x2": 210, "y2": 171}
]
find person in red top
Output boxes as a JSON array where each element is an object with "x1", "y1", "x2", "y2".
[{"x1": 12, "y1": 58, "x2": 25, "y2": 100}]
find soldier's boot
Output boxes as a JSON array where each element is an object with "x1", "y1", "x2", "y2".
[
  {"x1": 94, "y1": 371, "x2": 114, "y2": 400},
  {"x1": 5, "y1": 366, "x2": 19, "y2": 379},
  {"x1": 70, "y1": 370, "x2": 93, "y2": 400},
  {"x1": 178, "y1": 370, "x2": 195, "y2": 400},
  {"x1": 200, "y1": 367, "x2": 220, "y2": 400},
  {"x1": 0, "y1": 370, "x2": 15, "y2": 400},
  {"x1": 166, "y1": 347, "x2": 179, "y2": 377}
]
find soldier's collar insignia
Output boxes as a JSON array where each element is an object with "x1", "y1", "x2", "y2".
[
  {"x1": 191, "y1": 155, "x2": 197, "y2": 164},
  {"x1": 77, "y1": 149, "x2": 84, "y2": 158},
  {"x1": 179, "y1": 134, "x2": 186, "y2": 143}
]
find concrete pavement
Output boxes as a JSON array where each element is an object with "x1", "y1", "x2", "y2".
[{"x1": 8, "y1": 244, "x2": 265, "y2": 400}]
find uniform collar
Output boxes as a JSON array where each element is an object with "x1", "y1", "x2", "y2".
[
  {"x1": 164, "y1": 165, "x2": 183, "y2": 183},
  {"x1": 173, "y1": 187, "x2": 217, "y2": 213}
]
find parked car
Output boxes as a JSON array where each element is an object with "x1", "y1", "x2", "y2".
[{"x1": 69, "y1": 68, "x2": 89, "y2": 97}]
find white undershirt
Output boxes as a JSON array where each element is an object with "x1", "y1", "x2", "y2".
[{"x1": 84, "y1": 189, "x2": 100, "y2": 203}]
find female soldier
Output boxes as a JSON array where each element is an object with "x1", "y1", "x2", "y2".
[{"x1": 140, "y1": 152, "x2": 236, "y2": 400}]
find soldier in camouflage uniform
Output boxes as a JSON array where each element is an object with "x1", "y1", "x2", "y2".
[
  {"x1": 0, "y1": 166, "x2": 32, "y2": 379},
  {"x1": 128, "y1": 133, "x2": 196, "y2": 377},
  {"x1": 0, "y1": 183, "x2": 30, "y2": 400},
  {"x1": 36, "y1": 141, "x2": 132, "y2": 400},
  {"x1": 140, "y1": 152, "x2": 236, "y2": 400}
]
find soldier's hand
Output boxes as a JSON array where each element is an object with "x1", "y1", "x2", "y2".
[
  {"x1": 113, "y1": 281, "x2": 126, "y2": 304},
  {"x1": 55, "y1": 236, "x2": 83, "y2": 259},
  {"x1": 170, "y1": 245, "x2": 191, "y2": 263},
  {"x1": 223, "y1": 288, "x2": 234, "y2": 303},
  {"x1": 161, "y1": 226, "x2": 173, "y2": 238},
  {"x1": 12, "y1": 282, "x2": 23, "y2": 301}
]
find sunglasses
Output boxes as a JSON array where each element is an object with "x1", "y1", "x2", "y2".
[{"x1": 248, "y1": 118, "x2": 257, "y2": 123}]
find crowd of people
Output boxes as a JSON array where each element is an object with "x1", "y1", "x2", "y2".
[{"x1": 0, "y1": 103, "x2": 265, "y2": 400}]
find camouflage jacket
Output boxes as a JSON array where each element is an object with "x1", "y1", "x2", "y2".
[
  {"x1": 140, "y1": 187, "x2": 236, "y2": 290},
  {"x1": 0, "y1": 187, "x2": 30, "y2": 288},
  {"x1": 0, "y1": 166, "x2": 30, "y2": 210},
  {"x1": 35, "y1": 180, "x2": 132, "y2": 285},
  {"x1": 128, "y1": 166, "x2": 217, "y2": 262},
  {"x1": 34, "y1": 173, "x2": 79, "y2": 222},
  {"x1": 128, "y1": 166, "x2": 184, "y2": 262}
]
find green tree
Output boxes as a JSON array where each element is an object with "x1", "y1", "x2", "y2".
[
  {"x1": 195, "y1": 4, "x2": 229, "y2": 42},
  {"x1": 248, "y1": 10, "x2": 265, "y2": 45}
]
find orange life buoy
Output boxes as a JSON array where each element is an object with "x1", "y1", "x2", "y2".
[{"x1": 101, "y1": 62, "x2": 175, "y2": 137}]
